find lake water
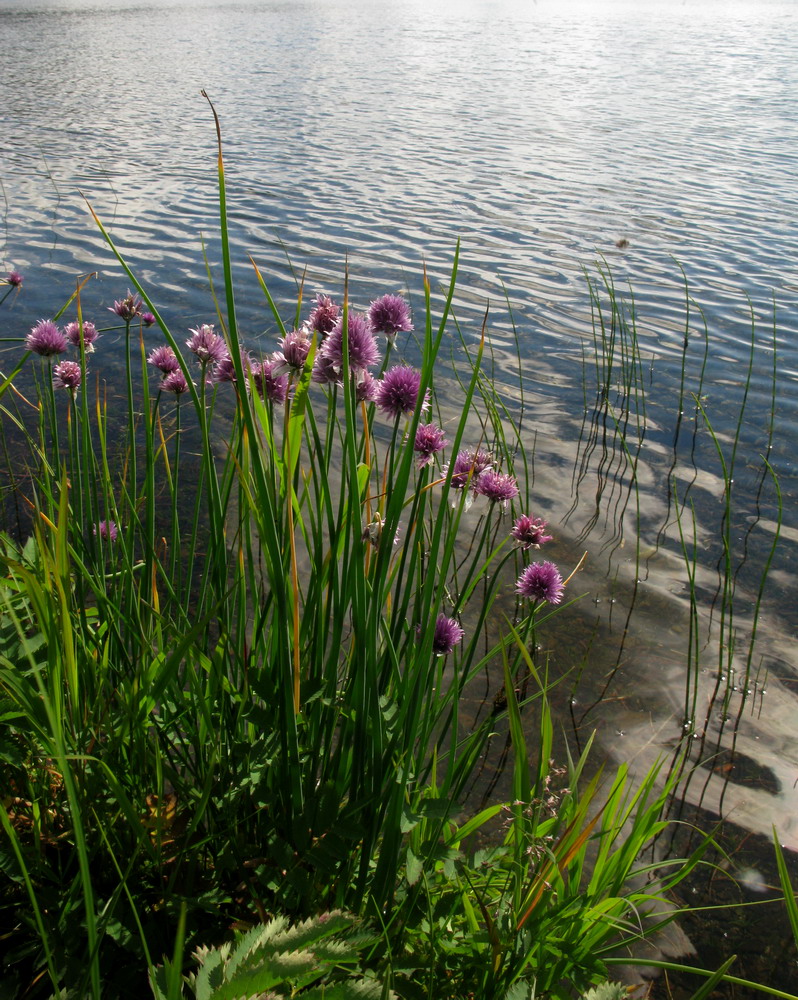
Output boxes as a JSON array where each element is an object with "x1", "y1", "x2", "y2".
[{"x1": 2, "y1": 0, "x2": 798, "y2": 989}]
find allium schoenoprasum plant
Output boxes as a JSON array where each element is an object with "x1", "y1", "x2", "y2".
[
  {"x1": 0, "y1": 101, "x2": 585, "y2": 997},
  {"x1": 1, "y1": 98, "x2": 794, "y2": 1000}
]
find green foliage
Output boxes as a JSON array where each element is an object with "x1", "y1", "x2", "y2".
[
  {"x1": 0, "y1": 103, "x2": 554, "y2": 997},
  {"x1": 580, "y1": 985, "x2": 627, "y2": 1000},
  {"x1": 0, "y1": 99, "x2": 793, "y2": 1000},
  {"x1": 150, "y1": 911, "x2": 390, "y2": 1000},
  {"x1": 384, "y1": 680, "x2": 707, "y2": 1000}
]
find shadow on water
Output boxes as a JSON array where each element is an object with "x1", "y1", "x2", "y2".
[
  {"x1": 456, "y1": 260, "x2": 796, "y2": 994},
  {"x1": 554, "y1": 265, "x2": 794, "y2": 992}
]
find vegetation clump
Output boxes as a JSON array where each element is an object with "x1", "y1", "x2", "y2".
[{"x1": 0, "y1": 101, "x2": 796, "y2": 1000}]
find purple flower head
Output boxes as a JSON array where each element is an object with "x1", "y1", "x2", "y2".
[
  {"x1": 321, "y1": 312, "x2": 380, "y2": 377},
  {"x1": 368, "y1": 294, "x2": 413, "y2": 342},
  {"x1": 311, "y1": 351, "x2": 341, "y2": 386},
  {"x1": 432, "y1": 614, "x2": 465, "y2": 656},
  {"x1": 375, "y1": 365, "x2": 428, "y2": 420},
  {"x1": 449, "y1": 448, "x2": 493, "y2": 491},
  {"x1": 250, "y1": 358, "x2": 289, "y2": 404},
  {"x1": 186, "y1": 324, "x2": 229, "y2": 365},
  {"x1": 64, "y1": 320, "x2": 99, "y2": 353},
  {"x1": 5, "y1": 270, "x2": 23, "y2": 287},
  {"x1": 511, "y1": 515, "x2": 553, "y2": 550},
  {"x1": 53, "y1": 360, "x2": 82, "y2": 390},
  {"x1": 26, "y1": 319, "x2": 67, "y2": 357},
  {"x1": 307, "y1": 293, "x2": 340, "y2": 336},
  {"x1": 109, "y1": 291, "x2": 143, "y2": 321},
  {"x1": 148, "y1": 345, "x2": 180, "y2": 373},
  {"x1": 355, "y1": 370, "x2": 379, "y2": 403},
  {"x1": 93, "y1": 520, "x2": 118, "y2": 542},
  {"x1": 272, "y1": 327, "x2": 312, "y2": 376},
  {"x1": 474, "y1": 469, "x2": 520, "y2": 507},
  {"x1": 414, "y1": 423, "x2": 448, "y2": 468},
  {"x1": 162, "y1": 369, "x2": 190, "y2": 394},
  {"x1": 212, "y1": 347, "x2": 252, "y2": 385},
  {"x1": 516, "y1": 561, "x2": 564, "y2": 606},
  {"x1": 141, "y1": 312, "x2": 156, "y2": 327}
]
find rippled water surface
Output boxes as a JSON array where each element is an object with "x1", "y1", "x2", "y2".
[{"x1": 2, "y1": 0, "x2": 798, "y2": 985}]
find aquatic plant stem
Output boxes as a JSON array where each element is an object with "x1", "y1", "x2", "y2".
[{"x1": 283, "y1": 391, "x2": 301, "y2": 714}]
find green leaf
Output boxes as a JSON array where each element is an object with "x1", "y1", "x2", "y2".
[
  {"x1": 193, "y1": 948, "x2": 225, "y2": 1000},
  {"x1": 774, "y1": 828, "x2": 798, "y2": 949},
  {"x1": 687, "y1": 955, "x2": 737, "y2": 1000},
  {"x1": 504, "y1": 981, "x2": 536, "y2": 1000},
  {"x1": 406, "y1": 848, "x2": 423, "y2": 886},
  {"x1": 581, "y1": 983, "x2": 627, "y2": 1000},
  {"x1": 298, "y1": 982, "x2": 386, "y2": 1000}
]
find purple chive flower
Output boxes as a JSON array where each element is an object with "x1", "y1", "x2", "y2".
[
  {"x1": 212, "y1": 347, "x2": 252, "y2": 385},
  {"x1": 186, "y1": 324, "x2": 229, "y2": 365},
  {"x1": 64, "y1": 320, "x2": 99, "y2": 353},
  {"x1": 449, "y1": 448, "x2": 493, "y2": 491},
  {"x1": 272, "y1": 327, "x2": 312, "y2": 376},
  {"x1": 474, "y1": 469, "x2": 520, "y2": 506},
  {"x1": 53, "y1": 360, "x2": 82, "y2": 390},
  {"x1": 141, "y1": 312, "x2": 156, "y2": 327},
  {"x1": 320, "y1": 313, "x2": 380, "y2": 377},
  {"x1": 367, "y1": 294, "x2": 413, "y2": 342},
  {"x1": 375, "y1": 366, "x2": 428, "y2": 419},
  {"x1": 93, "y1": 520, "x2": 118, "y2": 542},
  {"x1": 311, "y1": 352, "x2": 341, "y2": 386},
  {"x1": 432, "y1": 614, "x2": 465, "y2": 656},
  {"x1": 414, "y1": 423, "x2": 448, "y2": 468},
  {"x1": 307, "y1": 293, "x2": 340, "y2": 336},
  {"x1": 5, "y1": 270, "x2": 23, "y2": 287},
  {"x1": 109, "y1": 290, "x2": 142, "y2": 321},
  {"x1": 511, "y1": 515, "x2": 553, "y2": 550},
  {"x1": 355, "y1": 370, "x2": 379, "y2": 403},
  {"x1": 161, "y1": 369, "x2": 190, "y2": 394},
  {"x1": 25, "y1": 319, "x2": 67, "y2": 356},
  {"x1": 250, "y1": 358, "x2": 289, "y2": 404},
  {"x1": 516, "y1": 561, "x2": 564, "y2": 605},
  {"x1": 148, "y1": 345, "x2": 180, "y2": 373}
]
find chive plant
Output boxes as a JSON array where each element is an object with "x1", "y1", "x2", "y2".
[
  {"x1": 0, "y1": 105, "x2": 793, "y2": 1000},
  {"x1": 0, "y1": 114, "x2": 576, "y2": 996}
]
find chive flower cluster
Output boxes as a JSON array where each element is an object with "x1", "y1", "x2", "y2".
[
  {"x1": 21, "y1": 286, "x2": 567, "y2": 622},
  {"x1": 25, "y1": 316, "x2": 106, "y2": 393},
  {"x1": 441, "y1": 444, "x2": 563, "y2": 606},
  {"x1": 513, "y1": 513, "x2": 563, "y2": 606},
  {"x1": 24, "y1": 290, "x2": 155, "y2": 393},
  {"x1": 109, "y1": 290, "x2": 143, "y2": 321},
  {"x1": 148, "y1": 292, "x2": 419, "y2": 413},
  {"x1": 129, "y1": 290, "x2": 566, "y2": 608},
  {"x1": 446, "y1": 447, "x2": 520, "y2": 509},
  {"x1": 52, "y1": 360, "x2": 82, "y2": 390},
  {"x1": 25, "y1": 320, "x2": 67, "y2": 357},
  {"x1": 307, "y1": 293, "x2": 414, "y2": 401}
]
